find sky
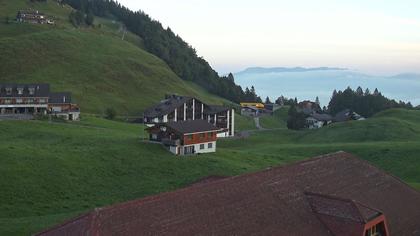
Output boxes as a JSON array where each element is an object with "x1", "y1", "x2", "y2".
[{"x1": 118, "y1": 0, "x2": 420, "y2": 75}]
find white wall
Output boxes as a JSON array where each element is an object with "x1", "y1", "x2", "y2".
[
  {"x1": 178, "y1": 141, "x2": 217, "y2": 155},
  {"x1": 169, "y1": 146, "x2": 178, "y2": 155},
  {"x1": 194, "y1": 141, "x2": 216, "y2": 154}
]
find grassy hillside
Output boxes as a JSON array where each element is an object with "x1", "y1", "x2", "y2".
[
  {"x1": 0, "y1": 0, "x2": 229, "y2": 115},
  {"x1": 1, "y1": 108, "x2": 420, "y2": 235},
  {"x1": 259, "y1": 106, "x2": 289, "y2": 129}
]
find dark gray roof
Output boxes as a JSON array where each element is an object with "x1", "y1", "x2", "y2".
[
  {"x1": 167, "y1": 120, "x2": 220, "y2": 134},
  {"x1": 49, "y1": 92, "x2": 72, "y2": 104},
  {"x1": 0, "y1": 84, "x2": 50, "y2": 97},
  {"x1": 204, "y1": 105, "x2": 229, "y2": 115},
  {"x1": 144, "y1": 95, "x2": 192, "y2": 118},
  {"x1": 334, "y1": 109, "x2": 352, "y2": 122},
  {"x1": 311, "y1": 113, "x2": 332, "y2": 121}
]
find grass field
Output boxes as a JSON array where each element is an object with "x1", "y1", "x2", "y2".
[
  {"x1": 0, "y1": 0, "x2": 230, "y2": 116},
  {"x1": 1, "y1": 108, "x2": 419, "y2": 235},
  {"x1": 259, "y1": 106, "x2": 289, "y2": 129}
]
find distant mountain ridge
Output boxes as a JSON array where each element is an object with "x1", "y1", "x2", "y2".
[{"x1": 236, "y1": 67, "x2": 348, "y2": 75}]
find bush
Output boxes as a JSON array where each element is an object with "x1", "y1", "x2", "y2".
[{"x1": 104, "y1": 108, "x2": 116, "y2": 120}]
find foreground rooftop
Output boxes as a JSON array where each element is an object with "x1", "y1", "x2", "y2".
[{"x1": 37, "y1": 152, "x2": 420, "y2": 235}]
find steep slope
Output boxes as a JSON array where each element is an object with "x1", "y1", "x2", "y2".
[{"x1": 0, "y1": 0, "x2": 229, "y2": 115}]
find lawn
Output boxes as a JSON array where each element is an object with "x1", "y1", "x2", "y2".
[{"x1": 1, "y1": 109, "x2": 420, "y2": 235}]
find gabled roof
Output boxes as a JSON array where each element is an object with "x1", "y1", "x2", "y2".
[
  {"x1": 143, "y1": 95, "x2": 193, "y2": 118},
  {"x1": 311, "y1": 113, "x2": 332, "y2": 121},
  {"x1": 166, "y1": 120, "x2": 220, "y2": 134},
  {"x1": 0, "y1": 84, "x2": 50, "y2": 97},
  {"x1": 36, "y1": 152, "x2": 420, "y2": 236},
  {"x1": 49, "y1": 92, "x2": 72, "y2": 104},
  {"x1": 306, "y1": 192, "x2": 384, "y2": 236},
  {"x1": 204, "y1": 105, "x2": 230, "y2": 115},
  {"x1": 334, "y1": 109, "x2": 352, "y2": 122}
]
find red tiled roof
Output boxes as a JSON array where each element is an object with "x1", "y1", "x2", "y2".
[{"x1": 36, "y1": 152, "x2": 420, "y2": 236}]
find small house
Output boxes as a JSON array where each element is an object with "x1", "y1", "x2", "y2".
[
  {"x1": 146, "y1": 120, "x2": 220, "y2": 155},
  {"x1": 306, "y1": 113, "x2": 332, "y2": 129},
  {"x1": 16, "y1": 10, "x2": 53, "y2": 24},
  {"x1": 334, "y1": 109, "x2": 365, "y2": 122}
]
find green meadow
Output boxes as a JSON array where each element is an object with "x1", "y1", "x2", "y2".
[
  {"x1": 1, "y1": 108, "x2": 419, "y2": 235},
  {"x1": 0, "y1": 0, "x2": 230, "y2": 116}
]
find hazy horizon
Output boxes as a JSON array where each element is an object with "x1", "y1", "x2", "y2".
[{"x1": 117, "y1": 0, "x2": 420, "y2": 76}]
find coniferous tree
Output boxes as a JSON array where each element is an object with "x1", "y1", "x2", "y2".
[
  {"x1": 356, "y1": 86, "x2": 363, "y2": 96},
  {"x1": 315, "y1": 96, "x2": 320, "y2": 105},
  {"x1": 287, "y1": 104, "x2": 306, "y2": 130}
]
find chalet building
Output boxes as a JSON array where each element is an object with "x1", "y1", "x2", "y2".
[
  {"x1": 36, "y1": 152, "x2": 420, "y2": 235},
  {"x1": 16, "y1": 10, "x2": 54, "y2": 25},
  {"x1": 0, "y1": 84, "x2": 79, "y2": 121},
  {"x1": 147, "y1": 120, "x2": 220, "y2": 155},
  {"x1": 334, "y1": 109, "x2": 366, "y2": 122},
  {"x1": 49, "y1": 92, "x2": 80, "y2": 121},
  {"x1": 306, "y1": 113, "x2": 333, "y2": 129},
  {"x1": 144, "y1": 95, "x2": 235, "y2": 138}
]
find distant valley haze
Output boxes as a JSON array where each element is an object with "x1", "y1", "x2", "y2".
[
  {"x1": 234, "y1": 67, "x2": 420, "y2": 106},
  {"x1": 117, "y1": 0, "x2": 420, "y2": 105}
]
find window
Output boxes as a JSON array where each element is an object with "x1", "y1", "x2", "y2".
[
  {"x1": 5, "y1": 99, "x2": 11, "y2": 104},
  {"x1": 6, "y1": 88, "x2": 12, "y2": 95},
  {"x1": 208, "y1": 143, "x2": 213, "y2": 149},
  {"x1": 16, "y1": 98, "x2": 23, "y2": 104},
  {"x1": 200, "y1": 133, "x2": 206, "y2": 139},
  {"x1": 39, "y1": 98, "x2": 46, "y2": 103},
  {"x1": 17, "y1": 88, "x2": 23, "y2": 95},
  {"x1": 27, "y1": 98, "x2": 34, "y2": 104},
  {"x1": 200, "y1": 144, "x2": 205, "y2": 150},
  {"x1": 188, "y1": 135, "x2": 193, "y2": 140},
  {"x1": 28, "y1": 88, "x2": 35, "y2": 95}
]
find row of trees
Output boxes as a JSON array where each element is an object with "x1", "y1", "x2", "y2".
[
  {"x1": 62, "y1": 0, "x2": 254, "y2": 103},
  {"x1": 328, "y1": 87, "x2": 413, "y2": 117}
]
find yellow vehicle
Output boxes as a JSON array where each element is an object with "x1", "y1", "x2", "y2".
[{"x1": 240, "y1": 102, "x2": 265, "y2": 109}]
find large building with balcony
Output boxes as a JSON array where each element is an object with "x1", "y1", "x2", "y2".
[
  {"x1": 144, "y1": 95, "x2": 235, "y2": 138},
  {"x1": 0, "y1": 83, "x2": 80, "y2": 121}
]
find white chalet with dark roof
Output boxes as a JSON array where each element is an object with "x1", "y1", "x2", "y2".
[{"x1": 144, "y1": 95, "x2": 235, "y2": 138}]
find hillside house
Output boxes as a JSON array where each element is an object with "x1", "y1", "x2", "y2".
[
  {"x1": 144, "y1": 95, "x2": 235, "y2": 138},
  {"x1": 16, "y1": 10, "x2": 54, "y2": 24},
  {"x1": 49, "y1": 92, "x2": 80, "y2": 121},
  {"x1": 334, "y1": 109, "x2": 365, "y2": 122},
  {"x1": 0, "y1": 84, "x2": 79, "y2": 121},
  {"x1": 306, "y1": 113, "x2": 332, "y2": 129},
  {"x1": 36, "y1": 152, "x2": 420, "y2": 235},
  {"x1": 147, "y1": 120, "x2": 219, "y2": 155}
]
